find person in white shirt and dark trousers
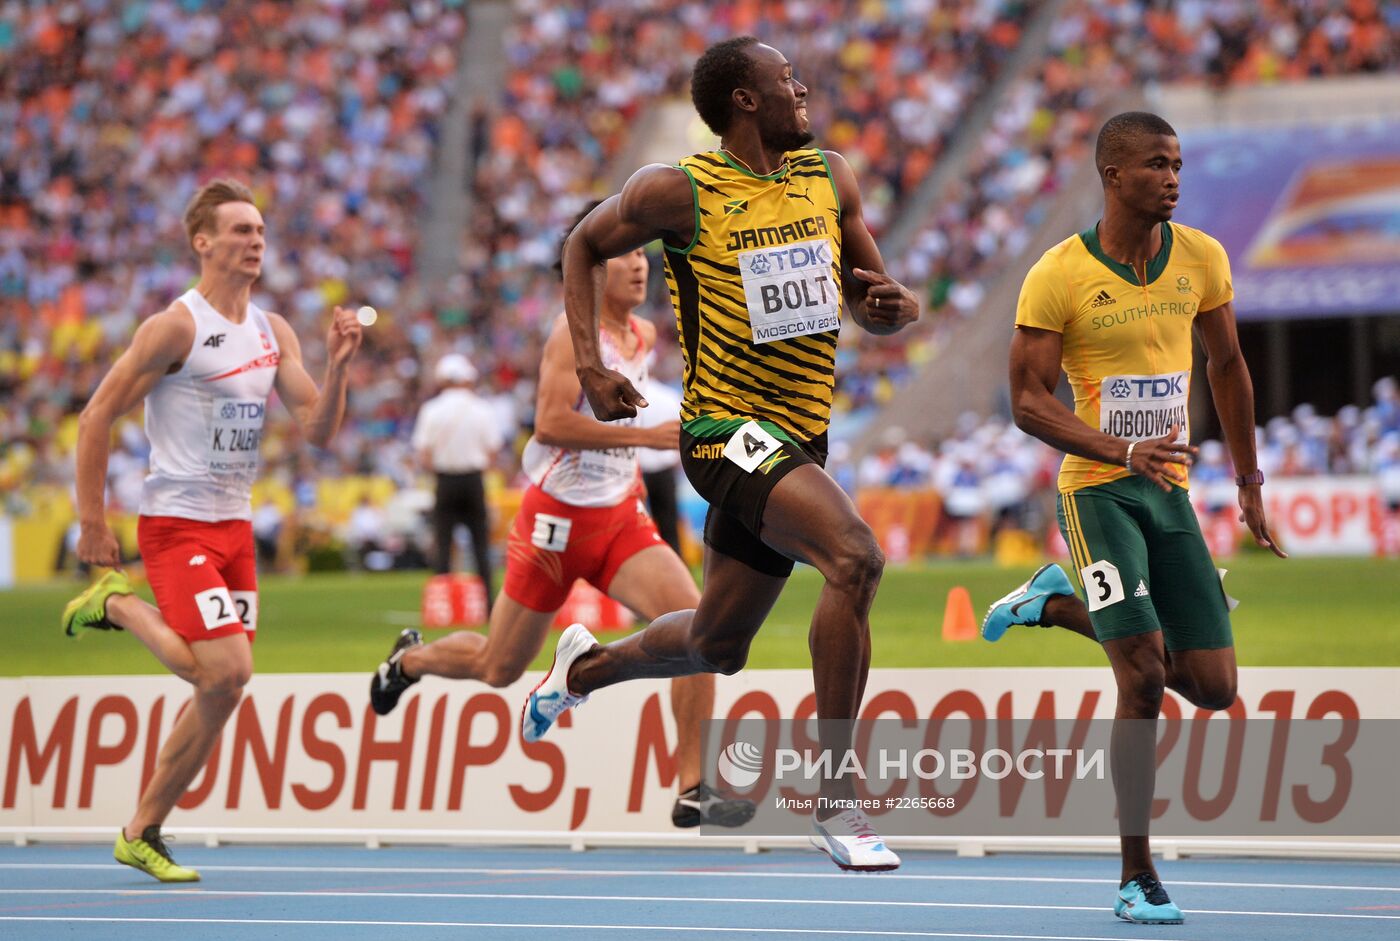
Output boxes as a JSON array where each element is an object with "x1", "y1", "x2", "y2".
[{"x1": 413, "y1": 353, "x2": 503, "y2": 608}]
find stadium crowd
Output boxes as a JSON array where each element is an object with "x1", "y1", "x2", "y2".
[
  {"x1": 852, "y1": 0, "x2": 1400, "y2": 417},
  {"x1": 1, "y1": 0, "x2": 1397, "y2": 569}
]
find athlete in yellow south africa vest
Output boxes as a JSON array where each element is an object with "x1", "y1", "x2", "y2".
[
  {"x1": 662, "y1": 148, "x2": 842, "y2": 442},
  {"x1": 1015, "y1": 221, "x2": 1234, "y2": 494}
]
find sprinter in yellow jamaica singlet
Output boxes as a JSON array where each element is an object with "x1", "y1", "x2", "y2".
[{"x1": 519, "y1": 36, "x2": 921, "y2": 873}]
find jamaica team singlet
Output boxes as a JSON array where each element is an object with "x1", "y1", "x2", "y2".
[{"x1": 663, "y1": 148, "x2": 842, "y2": 442}]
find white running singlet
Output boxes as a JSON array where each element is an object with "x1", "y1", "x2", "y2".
[
  {"x1": 521, "y1": 317, "x2": 648, "y2": 508},
  {"x1": 139, "y1": 288, "x2": 281, "y2": 522}
]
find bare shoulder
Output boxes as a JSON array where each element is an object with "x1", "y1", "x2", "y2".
[
  {"x1": 263, "y1": 309, "x2": 303, "y2": 353},
  {"x1": 631, "y1": 315, "x2": 658, "y2": 350},
  {"x1": 618, "y1": 163, "x2": 692, "y2": 222},
  {"x1": 132, "y1": 301, "x2": 196, "y2": 360},
  {"x1": 542, "y1": 312, "x2": 577, "y2": 359}
]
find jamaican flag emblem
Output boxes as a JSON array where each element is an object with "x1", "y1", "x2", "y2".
[{"x1": 724, "y1": 199, "x2": 748, "y2": 215}]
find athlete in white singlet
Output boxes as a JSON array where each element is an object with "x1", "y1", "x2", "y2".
[
  {"x1": 370, "y1": 233, "x2": 755, "y2": 829},
  {"x1": 63, "y1": 179, "x2": 363, "y2": 882}
]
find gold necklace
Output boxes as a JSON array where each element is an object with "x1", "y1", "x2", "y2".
[{"x1": 722, "y1": 148, "x2": 786, "y2": 177}]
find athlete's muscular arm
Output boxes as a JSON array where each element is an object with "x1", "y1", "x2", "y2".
[
  {"x1": 535, "y1": 316, "x2": 679, "y2": 451},
  {"x1": 75, "y1": 307, "x2": 195, "y2": 566},
  {"x1": 1010, "y1": 325, "x2": 1195, "y2": 493},
  {"x1": 825, "y1": 151, "x2": 919, "y2": 336},
  {"x1": 1196, "y1": 303, "x2": 1287, "y2": 557},
  {"x1": 269, "y1": 307, "x2": 363, "y2": 448},
  {"x1": 564, "y1": 166, "x2": 692, "y2": 420}
]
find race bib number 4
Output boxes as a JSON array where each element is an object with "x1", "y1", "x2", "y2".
[
  {"x1": 738, "y1": 237, "x2": 840, "y2": 344},
  {"x1": 208, "y1": 397, "x2": 266, "y2": 477},
  {"x1": 1099, "y1": 371, "x2": 1189, "y2": 444},
  {"x1": 722, "y1": 420, "x2": 783, "y2": 473}
]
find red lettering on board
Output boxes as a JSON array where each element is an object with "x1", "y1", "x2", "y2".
[
  {"x1": 4, "y1": 697, "x2": 78, "y2": 809},
  {"x1": 291, "y1": 693, "x2": 351, "y2": 811},
  {"x1": 355, "y1": 699, "x2": 419, "y2": 810},
  {"x1": 227, "y1": 696, "x2": 294, "y2": 810},
  {"x1": 79, "y1": 695, "x2": 138, "y2": 808}
]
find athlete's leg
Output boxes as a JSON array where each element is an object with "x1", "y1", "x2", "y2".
[
  {"x1": 125, "y1": 633, "x2": 252, "y2": 838},
  {"x1": 568, "y1": 545, "x2": 787, "y2": 687},
  {"x1": 1164, "y1": 648, "x2": 1237, "y2": 710},
  {"x1": 1040, "y1": 593, "x2": 1097, "y2": 640},
  {"x1": 400, "y1": 595, "x2": 555, "y2": 688},
  {"x1": 604, "y1": 545, "x2": 708, "y2": 791},
  {"x1": 1147, "y1": 494, "x2": 1238, "y2": 710},
  {"x1": 750, "y1": 465, "x2": 885, "y2": 804},
  {"x1": 105, "y1": 594, "x2": 200, "y2": 683},
  {"x1": 1101, "y1": 630, "x2": 1167, "y2": 885}
]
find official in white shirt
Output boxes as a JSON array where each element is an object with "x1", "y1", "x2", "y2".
[{"x1": 412, "y1": 354, "x2": 503, "y2": 605}]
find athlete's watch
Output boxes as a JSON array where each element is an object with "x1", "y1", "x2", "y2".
[{"x1": 1235, "y1": 470, "x2": 1265, "y2": 486}]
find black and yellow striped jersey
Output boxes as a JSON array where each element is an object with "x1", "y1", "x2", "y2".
[{"x1": 663, "y1": 148, "x2": 842, "y2": 442}]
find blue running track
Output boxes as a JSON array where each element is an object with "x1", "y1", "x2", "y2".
[{"x1": 1, "y1": 844, "x2": 1396, "y2": 940}]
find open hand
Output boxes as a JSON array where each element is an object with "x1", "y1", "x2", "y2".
[{"x1": 1128, "y1": 423, "x2": 1198, "y2": 493}]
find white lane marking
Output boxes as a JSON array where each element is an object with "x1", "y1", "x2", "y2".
[
  {"x1": 1, "y1": 863, "x2": 1395, "y2": 892},
  {"x1": 0, "y1": 918, "x2": 1200, "y2": 940},
  {"x1": 2, "y1": 889, "x2": 1396, "y2": 920}
]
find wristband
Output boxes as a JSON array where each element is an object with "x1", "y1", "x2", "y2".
[
  {"x1": 1235, "y1": 469, "x2": 1264, "y2": 486},
  {"x1": 1125, "y1": 441, "x2": 1138, "y2": 473}
]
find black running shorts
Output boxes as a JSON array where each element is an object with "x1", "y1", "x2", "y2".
[{"x1": 680, "y1": 417, "x2": 827, "y2": 578}]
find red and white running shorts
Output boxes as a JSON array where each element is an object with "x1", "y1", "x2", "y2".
[
  {"x1": 137, "y1": 515, "x2": 258, "y2": 643},
  {"x1": 503, "y1": 484, "x2": 665, "y2": 612}
]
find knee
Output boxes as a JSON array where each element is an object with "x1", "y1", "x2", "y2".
[
  {"x1": 825, "y1": 527, "x2": 885, "y2": 596},
  {"x1": 1186, "y1": 682, "x2": 1237, "y2": 712},
  {"x1": 693, "y1": 635, "x2": 748, "y2": 676},
  {"x1": 1119, "y1": 657, "x2": 1167, "y2": 715},
  {"x1": 483, "y1": 662, "x2": 526, "y2": 689},
  {"x1": 196, "y1": 666, "x2": 250, "y2": 704}
]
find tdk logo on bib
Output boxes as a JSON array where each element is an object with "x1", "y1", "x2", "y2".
[
  {"x1": 738, "y1": 237, "x2": 840, "y2": 345},
  {"x1": 1099, "y1": 371, "x2": 1189, "y2": 444},
  {"x1": 1124, "y1": 376, "x2": 1184, "y2": 398},
  {"x1": 746, "y1": 241, "x2": 831, "y2": 276},
  {"x1": 220, "y1": 401, "x2": 265, "y2": 421}
]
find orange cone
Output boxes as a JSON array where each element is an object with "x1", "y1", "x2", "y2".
[{"x1": 941, "y1": 585, "x2": 978, "y2": 642}]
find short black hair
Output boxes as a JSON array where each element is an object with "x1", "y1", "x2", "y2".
[
  {"x1": 690, "y1": 36, "x2": 761, "y2": 136},
  {"x1": 555, "y1": 199, "x2": 605, "y2": 278},
  {"x1": 1095, "y1": 111, "x2": 1178, "y2": 180}
]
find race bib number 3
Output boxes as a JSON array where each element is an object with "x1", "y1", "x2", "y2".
[
  {"x1": 1080, "y1": 560, "x2": 1125, "y2": 612},
  {"x1": 738, "y1": 237, "x2": 840, "y2": 344},
  {"x1": 722, "y1": 420, "x2": 783, "y2": 473},
  {"x1": 1100, "y1": 371, "x2": 1189, "y2": 444}
]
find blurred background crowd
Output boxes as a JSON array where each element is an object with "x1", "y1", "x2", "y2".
[{"x1": 2, "y1": 0, "x2": 1397, "y2": 574}]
